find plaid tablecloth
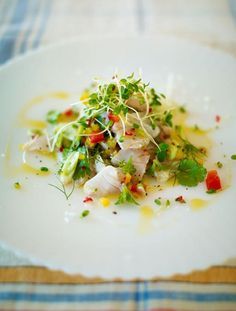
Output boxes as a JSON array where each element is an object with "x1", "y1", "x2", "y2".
[{"x1": 0, "y1": 0, "x2": 236, "y2": 310}]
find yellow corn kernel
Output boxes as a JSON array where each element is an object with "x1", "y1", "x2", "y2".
[
  {"x1": 78, "y1": 154, "x2": 85, "y2": 160},
  {"x1": 14, "y1": 182, "x2": 21, "y2": 189},
  {"x1": 84, "y1": 128, "x2": 92, "y2": 134},
  {"x1": 91, "y1": 123, "x2": 100, "y2": 132},
  {"x1": 100, "y1": 197, "x2": 110, "y2": 208},
  {"x1": 125, "y1": 173, "x2": 132, "y2": 184}
]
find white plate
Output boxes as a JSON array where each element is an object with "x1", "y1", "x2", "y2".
[{"x1": 0, "y1": 36, "x2": 236, "y2": 279}]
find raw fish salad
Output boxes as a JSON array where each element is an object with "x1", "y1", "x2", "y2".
[{"x1": 23, "y1": 74, "x2": 221, "y2": 205}]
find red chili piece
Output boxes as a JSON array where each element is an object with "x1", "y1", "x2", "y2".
[
  {"x1": 215, "y1": 115, "x2": 221, "y2": 123},
  {"x1": 83, "y1": 197, "x2": 93, "y2": 203},
  {"x1": 64, "y1": 109, "x2": 73, "y2": 117},
  {"x1": 175, "y1": 195, "x2": 186, "y2": 203},
  {"x1": 130, "y1": 184, "x2": 138, "y2": 193},
  {"x1": 206, "y1": 170, "x2": 222, "y2": 191},
  {"x1": 108, "y1": 112, "x2": 119, "y2": 123},
  {"x1": 125, "y1": 130, "x2": 134, "y2": 136},
  {"x1": 59, "y1": 146, "x2": 64, "y2": 152},
  {"x1": 89, "y1": 132, "x2": 105, "y2": 144}
]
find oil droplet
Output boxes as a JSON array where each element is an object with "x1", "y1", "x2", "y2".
[
  {"x1": 49, "y1": 92, "x2": 70, "y2": 100},
  {"x1": 140, "y1": 206, "x2": 154, "y2": 218},
  {"x1": 3, "y1": 143, "x2": 51, "y2": 178},
  {"x1": 17, "y1": 91, "x2": 70, "y2": 129},
  {"x1": 189, "y1": 198, "x2": 208, "y2": 210},
  {"x1": 138, "y1": 206, "x2": 155, "y2": 234}
]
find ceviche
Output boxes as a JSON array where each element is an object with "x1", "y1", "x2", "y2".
[{"x1": 22, "y1": 74, "x2": 223, "y2": 206}]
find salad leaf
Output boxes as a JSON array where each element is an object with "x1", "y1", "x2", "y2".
[
  {"x1": 72, "y1": 146, "x2": 91, "y2": 180},
  {"x1": 60, "y1": 151, "x2": 80, "y2": 184},
  {"x1": 176, "y1": 159, "x2": 207, "y2": 187}
]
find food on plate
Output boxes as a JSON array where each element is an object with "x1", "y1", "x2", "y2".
[{"x1": 23, "y1": 73, "x2": 222, "y2": 205}]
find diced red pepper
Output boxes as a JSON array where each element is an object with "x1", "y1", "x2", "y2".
[
  {"x1": 215, "y1": 115, "x2": 221, "y2": 123},
  {"x1": 130, "y1": 184, "x2": 138, "y2": 193},
  {"x1": 59, "y1": 146, "x2": 64, "y2": 152},
  {"x1": 64, "y1": 108, "x2": 73, "y2": 117},
  {"x1": 83, "y1": 197, "x2": 93, "y2": 203},
  {"x1": 108, "y1": 112, "x2": 119, "y2": 123},
  {"x1": 206, "y1": 170, "x2": 222, "y2": 191},
  {"x1": 175, "y1": 195, "x2": 186, "y2": 203},
  {"x1": 89, "y1": 132, "x2": 105, "y2": 144}
]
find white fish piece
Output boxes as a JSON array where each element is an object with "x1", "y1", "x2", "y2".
[
  {"x1": 23, "y1": 135, "x2": 49, "y2": 152},
  {"x1": 127, "y1": 113, "x2": 160, "y2": 138},
  {"x1": 118, "y1": 135, "x2": 150, "y2": 150},
  {"x1": 156, "y1": 170, "x2": 171, "y2": 184},
  {"x1": 112, "y1": 120, "x2": 150, "y2": 149},
  {"x1": 111, "y1": 149, "x2": 150, "y2": 179},
  {"x1": 84, "y1": 166, "x2": 122, "y2": 196},
  {"x1": 142, "y1": 121, "x2": 160, "y2": 138},
  {"x1": 126, "y1": 96, "x2": 146, "y2": 112},
  {"x1": 94, "y1": 155, "x2": 106, "y2": 173}
]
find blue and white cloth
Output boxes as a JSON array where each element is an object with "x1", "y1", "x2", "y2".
[{"x1": 0, "y1": 0, "x2": 236, "y2": 310}]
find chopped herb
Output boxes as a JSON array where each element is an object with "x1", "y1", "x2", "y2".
[
  {"x1": 81, "y1": 210, "x2": 90, "y2": 218},
  {"x1": 166, "y1": 199, "x2": 171, "y2": 207},
  {"x1": 164, "y1": 112, "x2": 173, "y2": 127},
  {"x1": 150, "y1": 88, "x2": 162, "y2": 106},
  {"x1": 133, "y1": 123, "x2": 139, "y2": 129},
  {"x1": 231, "y1": 154, "x2": 236, "y2": 160},
  {"x1": 179, "y1": 106, "x2": 186, "y2": 113},
  {"x1": 181, "y1": 138, "x2": 205, "y2": 160},
  {"x1": 14, "y1": 182, "x2": 21, "y2": 189},
  {"x1": 156, "y1": 143, "x2": 169, "y2": 162},
  {"x1": 49, "y1": 178, "x2": 75, "y2": 200},
  {"x1": 206, "y1": 189, "x2": 216, "y2": 194},
  {"x1": 154, "y1": 199, "x2": 161, "y2": 205},
  {"x1": 46, "y1": 110, "x2": 61, "y2": 124},
  {"x1": 40, "y1": 166, "x2": 49, "y2": 172},
  {"x1": 216, "y1": 161, "x2": 223, "y2": 168},
  {"x1": 119, "y1": 158, "x2": 136, "y2": 175},
  {"x1": 119, "y1": 136, "x2": 125, "y2": 143},
  {"x1": 115, "y1": 185, "x2": 139, "y2": 205},
  {"x1": 176, "y1": 159, "x2": 207, "y2": 187}
]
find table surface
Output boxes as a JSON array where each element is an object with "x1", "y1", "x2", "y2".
[{"x1": 0, "y1": 0, "x2": 236, "y2": 310}]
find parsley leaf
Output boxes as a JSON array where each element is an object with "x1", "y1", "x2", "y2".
[
  {"x1": 115, "y1": 185, "x2": 139, "y2": 205},
  {"x1": 176, "y1": 159, "x2": 207, "y2": 187}
]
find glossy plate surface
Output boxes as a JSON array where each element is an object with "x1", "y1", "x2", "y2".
[{"x1": 0, "y1": 36, "x2": 236, "y2": 278}]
